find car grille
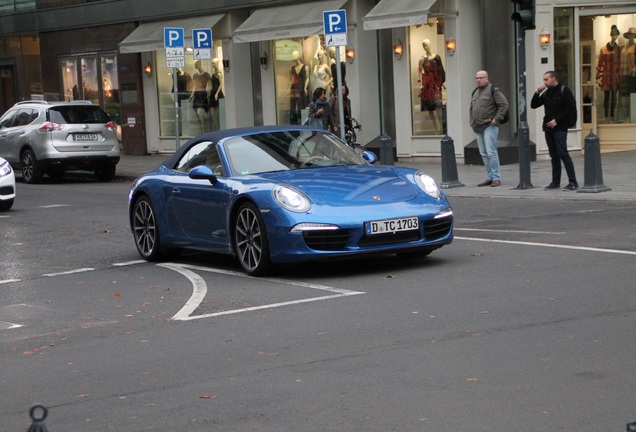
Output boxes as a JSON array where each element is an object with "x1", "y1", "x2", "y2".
[
  {"x1": 303, "y1": 230, "x2": 352, "y2": 251},
  {"x1": 423, "y1": 215, "x2": 453, "y2": 241}
]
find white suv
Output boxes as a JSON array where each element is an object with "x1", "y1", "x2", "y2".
[{"x1": 0, "y1": 100, "x2": 120, "y2": 183}]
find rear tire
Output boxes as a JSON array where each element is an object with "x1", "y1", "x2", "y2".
[{"x1": 21, "y1": 150, "x2": 43, "y2": 184}]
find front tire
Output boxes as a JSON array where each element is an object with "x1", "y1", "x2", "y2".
[
  {"x1": 234, "y1": 202, "x2": 272, "y2": 276},
  {"x1": 21, "y1": 150, "x2": 43, "y2": 184},
  {"x1": 0, "y1": 198, "x2": 13, "y2": 211},
  {"x1": 132, "y1": 196, "x2": 166, "y2": 261}
]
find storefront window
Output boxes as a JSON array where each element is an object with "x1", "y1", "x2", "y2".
[
  {"x1": 272, "y1": 35, "x2": 346, "y2": 126},
  {"x1": 59, "y1": 52, "x2": 120, "y2": 123},
  {"x1": 155, "y1": 41, "x2": 225, "y2": 138},
  {"x1": 580, "y1": 13, "x2": 636, "y2": 125},
  {"x1": 408, "y1": 18, "x2": 446, "y2": 136}
]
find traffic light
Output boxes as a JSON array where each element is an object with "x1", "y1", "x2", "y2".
[{"x1": 511, "y1": 0, "x2": 536, "y2": 30}]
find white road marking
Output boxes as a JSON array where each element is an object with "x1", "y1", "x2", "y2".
[
  {"x1": 42, "y1": 268, "x2": 95, "y2": 277},
  {"x1": 456, "y1": 236, "x2": 636, "y2": 256},
  {"x1": 39, "y1": 204, "x2": 71, "y2": 208},
  {"x1": 112, "y1": 260, "x2": 147, "y2": 266},
  {"x1": 159, "y1": 263, "x2": 208, "y2": 321},
  {"x1": 0, "y1": 321, "x2": 22, "y2": 330},
  {"x1": 161, "y1": 263, "x2": 365, "y2": 321},
  {"x1": 0, "y1": 279, "x2": 21, "y2": 285}
]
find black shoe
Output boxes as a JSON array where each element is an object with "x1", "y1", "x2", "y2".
[
  {"x1": 563, "y1": 182, "x2": 579, "y2": 191},
  {"x1": 478, "y1": 180, "x2": 493, "y2": 187},
  {"x1": 544, "y1": 183, "x2": 560, "y2": 190}
]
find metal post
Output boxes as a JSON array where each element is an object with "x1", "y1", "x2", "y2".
[
  {"x1": 439, "y1": 135, "x2": 464, "y2": 189},
  {"x1": 335, "y1": 46, "x2": 345, "y2": 142},
  {"x1": 515, "y1": 24, "x2": 533, "y2": 190},
  {"x1": 173, "y1": 67, "x2": 180, "y2": 149},
  {"x1": 578, "y1": 130, "x2": 611, "y2": 193},
  {"x1": 379, "y1": 133, "x2": 394, "y2": 165}
]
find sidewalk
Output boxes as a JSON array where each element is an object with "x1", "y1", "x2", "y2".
[{"x1": 115, "y1": 150, "x2": 636, "y2": 202}]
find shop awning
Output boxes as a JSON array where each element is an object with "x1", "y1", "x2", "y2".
[
  {"x1": 119, "y1": 15, "x2": 225, "y2": 53},
  {"x1": 363, "y1": 0, "x2": 436, "y2": 31},
  {"x1": 233, "y1": 0, "x2": 347, "y2": 43}
]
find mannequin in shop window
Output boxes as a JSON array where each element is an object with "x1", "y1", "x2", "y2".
[
  {"x1": 209, "y1": 58, "x2": 224, "y2": 131},
  {"x1": 314, "y1": 45, "x2": 333, "y2": 98},
  {"x1": 418, "y1": 39, "x2": 446, "y2": 134},
  {"x1": 191, "y1": 60, "x2": 211, "y2": 133},
  {"x1": 289, "y1": 50, "x2": 309, "y2": 124},
  {"x1": 619, "y1": 27, "x2": 636, "y2": 122},
  {"x1": 597, "y1": 25, "x2": 622, "y2": 123},
  {"x1": 328, "y1": 46, "x2": 346, "y2": 96},
  {"x1": 172, "y1": 67, "x2": 192, "y2": 108}
]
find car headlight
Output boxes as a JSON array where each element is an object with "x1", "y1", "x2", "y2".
[
  {"x1": 0, "y1": 160, "x2": 12, "y2": 177},
  {"x1": 272, "y1": 185, "x2": 311, "y2": 213},
  {"x1": 414, "y1": 171, "x2": 441, "y2": 199}
]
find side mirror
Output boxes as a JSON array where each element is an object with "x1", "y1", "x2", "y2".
[
  {"x1": 189, "y1": 165, "x2": 217, "y2": 184},
  {"x1": 362, "y1": 150, "x2": 378, "y2": 165}
]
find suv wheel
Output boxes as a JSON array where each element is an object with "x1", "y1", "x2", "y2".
[
  {"x1": 21, "y1": 150, "x2": 43, "y2": 184},
  {"x1": 94, "y1": 165, "x2": 116, "y2": 182}
]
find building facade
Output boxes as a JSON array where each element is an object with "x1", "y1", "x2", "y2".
[{"x1": 0, "y1": 0, "x2": 635, "y2": 160}]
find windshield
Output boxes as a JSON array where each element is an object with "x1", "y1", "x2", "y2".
[{"x1": 222, "y1": 130, "x2": 366, "y2": 176}]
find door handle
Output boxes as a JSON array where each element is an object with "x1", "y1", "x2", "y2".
[{"x1": 171, "y1": 187, "x2": 181, "y2": 195}]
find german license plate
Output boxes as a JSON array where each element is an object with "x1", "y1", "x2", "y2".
[
  {"x1": 73, "y1": 133, "x2": 98, "y2": 141},
  {"x1": 365, "y1": 216, "x2": 419, "y2": 235}
]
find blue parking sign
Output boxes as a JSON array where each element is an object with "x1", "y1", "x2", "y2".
[
  {"x1": 164, "y1": 27, "x2": 184, "y2": 47},
  {"x1": 323, "y1": 10, "x2": 347, "y2": 35},
  {"x1": 192, "y1": 29, "x2": 212, "y2": 49},
  {"x1": 323, "y1": 10, "x2": 347, "y2": 47}
]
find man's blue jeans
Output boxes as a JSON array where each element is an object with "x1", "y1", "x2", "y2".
[{"x1": 475, "y1": 124, "x2": 500, "y2": 181}]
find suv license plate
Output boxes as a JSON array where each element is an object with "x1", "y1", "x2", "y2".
[
  {"x1": 73, "y1": 133, "x2": 98, "y2": 141},
  {"x1": 365, "y1": 216, "x2": 419, "y2": 235}
]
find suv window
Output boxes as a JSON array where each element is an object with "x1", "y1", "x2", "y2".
[
  {"x1": 49, "y1": 106, "x2": 111, "y2": 124},
  {"x1": 14, "y1": 109, "x2": 34, "y2": 127},
  {"x1": 0, "y1": 109, "x2": 18, "y2": 129}
]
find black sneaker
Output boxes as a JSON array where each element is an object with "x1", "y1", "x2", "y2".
[
  {"x1": 544, "y1": 183, "x2": 560, "y2": 190},
  {"x1": 563, "y1": 182, "x2": 579, "y2": 191}
]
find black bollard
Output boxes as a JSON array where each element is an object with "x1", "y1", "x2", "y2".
[
  {"x1": 439, "y1": 135, "x2": 465, "y2": 189},
  {"x1": 27, "y1": 405, "x2": 49, "y2": 432},
  {"x1": 515, "y1": 121, "x2": 534, "y2": 189},
  {"x1": 578, "y1": 130, "x2": 611, "y2": 193},
  {"x1": 379, "y1": 133, "x2": 394, "y2": 165}
]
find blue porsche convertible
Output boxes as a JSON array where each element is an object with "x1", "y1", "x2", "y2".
[{"x1": 128, "y1": 126, "x2": 453, "y2": 276}]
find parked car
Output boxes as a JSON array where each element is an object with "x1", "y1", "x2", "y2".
[
  {"x1": 0, "y1": 156, "x2": 16, "y2": 211},
  {"x1": 0, "y1": 100, "x2": 120, "y2": 183},
  {"x1": 128, "y1": 126, "x2": 454, "y2": 276}
]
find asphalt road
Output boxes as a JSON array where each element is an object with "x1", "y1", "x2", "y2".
[{"x1": 1, "y1": 176, "x2": 635, "y2": 431}]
